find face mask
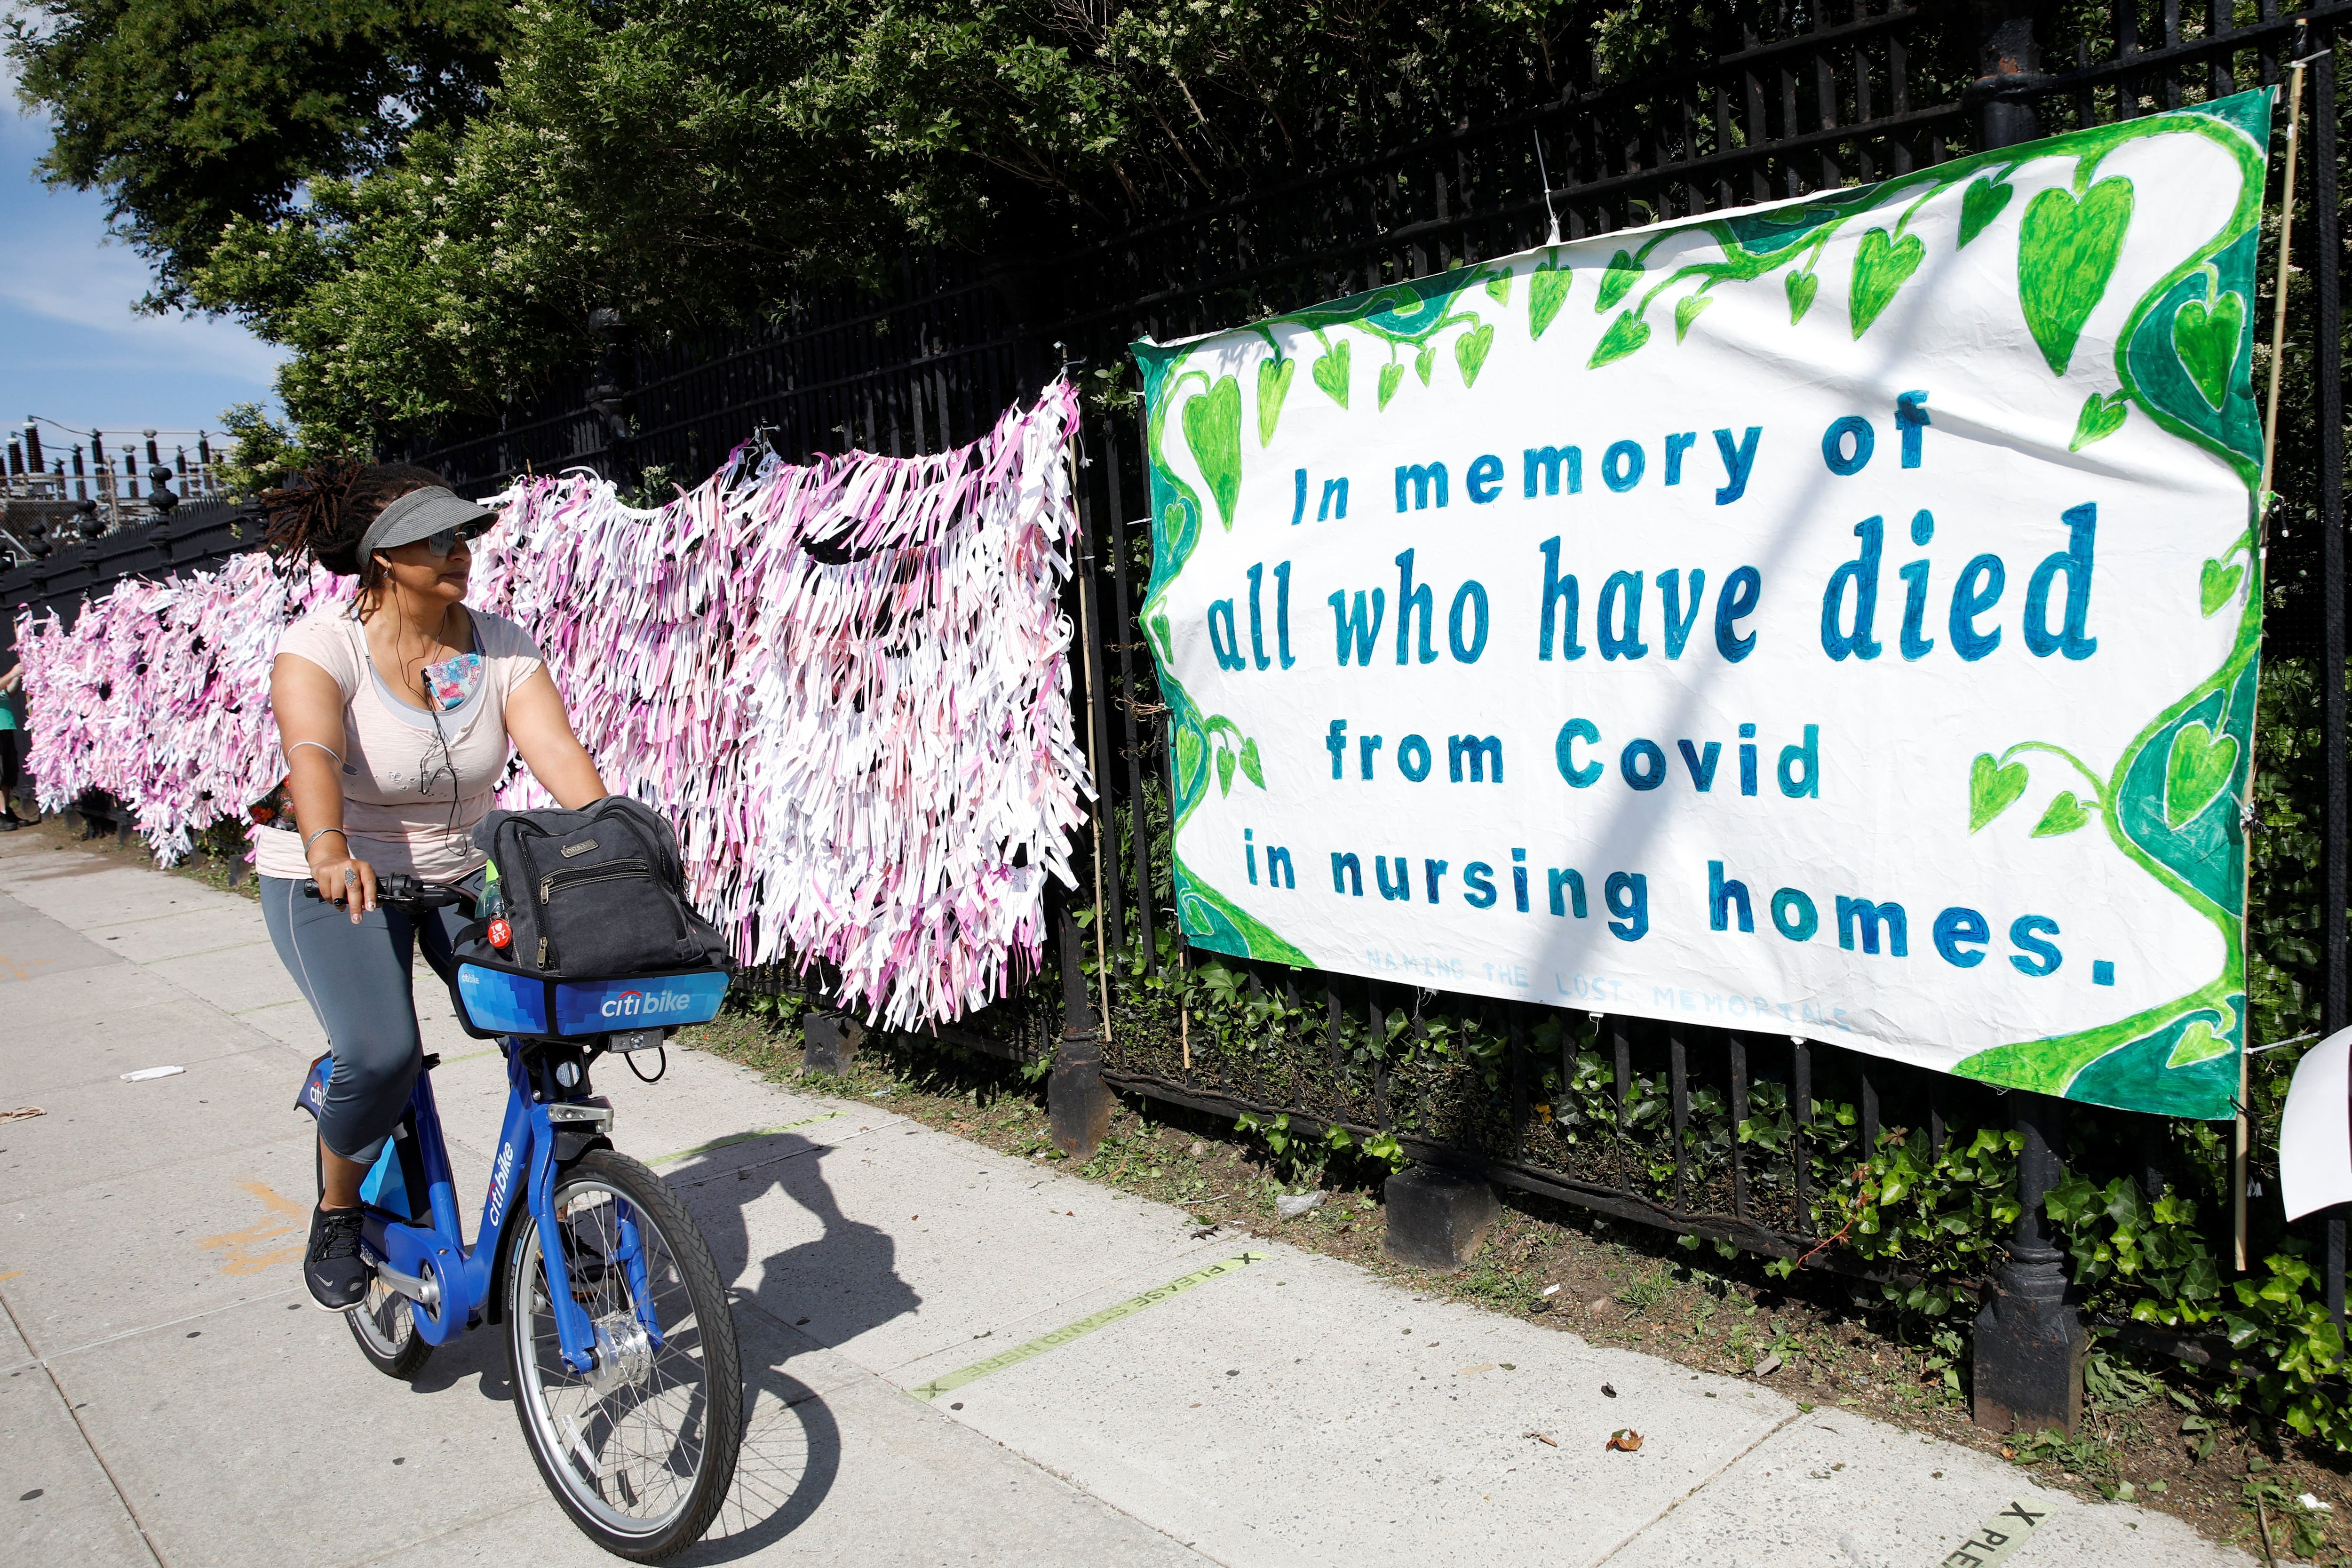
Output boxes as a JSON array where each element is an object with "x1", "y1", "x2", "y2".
[{"x1": 421, "y1": 650, "x2": 484, "y2": 712}]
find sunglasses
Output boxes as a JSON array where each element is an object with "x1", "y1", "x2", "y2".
[{"x1": 422, "y1": 521, "x2": 491, "y2": 558}]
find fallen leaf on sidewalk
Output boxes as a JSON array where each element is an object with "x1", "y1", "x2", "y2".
[
  {"x1": 1606, "y1": 1429, "x2": 1644, "y2": 1453},
  {"x1": 1523, "y1": 1431, "x2": 1558, "y2": 1448},
  {"x1": 0, "y1": 1106, "x2": 43, "y2": 1122},
  {"x1": 1601, "y1": 1383, "x2": 1617, "y2": 1398}
]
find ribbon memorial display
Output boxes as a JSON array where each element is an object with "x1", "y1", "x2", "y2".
[
  {"x1": 1137, "y1": 93, "x2": 2276, "y2": 1120},
  {"x1": 14, "y1": 384, "x2": 1091, "y2": 1031}
]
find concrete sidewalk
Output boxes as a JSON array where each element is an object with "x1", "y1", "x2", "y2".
[{"x1": 0, "y1": 832, "x2": 2246, "y2": 1568}]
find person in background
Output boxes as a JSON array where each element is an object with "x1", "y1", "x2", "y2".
[{"x1": 0, "y1": 658, "x2": 28, "y2": 830}]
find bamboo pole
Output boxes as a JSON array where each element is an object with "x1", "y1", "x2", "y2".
[{"x1": 2240, "y1": 56, "x2": 2318, "y2": 1272}]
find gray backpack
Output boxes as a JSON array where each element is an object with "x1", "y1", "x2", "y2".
[{"x1": 470, "y1": 798, "x2": 730, "y2": 977}]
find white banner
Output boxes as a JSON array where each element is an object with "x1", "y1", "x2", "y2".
[{"x1": 1136, "y1": 93, "x2": 2274, "y2": 1119}]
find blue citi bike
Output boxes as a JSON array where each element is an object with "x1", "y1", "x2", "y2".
[{"x1": 295, "y1": 873, "x2": 743, "y2": 1561}]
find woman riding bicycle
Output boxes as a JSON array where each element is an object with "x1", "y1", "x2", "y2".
[{"x1": 260, "y1": 463, "x2": 609, "y2": 1310}]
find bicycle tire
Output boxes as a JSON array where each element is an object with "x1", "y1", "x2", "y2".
[
  {"x1": 348, "y1": 1276, "x2": 433, "y2": 1378},
  {"x1": 502, "y1": 1149, "x2": 742, "y2": 1561}
]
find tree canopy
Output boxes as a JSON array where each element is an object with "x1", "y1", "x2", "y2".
[
  {"x1": 7, "y1": 0, "x2": 511, "y2": 308},
  {"x1": 9, "y1": 0, "x2": 1716, "y2": 454}
]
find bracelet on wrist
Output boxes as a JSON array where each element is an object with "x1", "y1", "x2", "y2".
[{"x1": 303, "y1": 826, "x2": 349, "y2": 856}]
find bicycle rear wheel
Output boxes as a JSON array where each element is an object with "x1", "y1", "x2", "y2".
[{"x1": 502, "y1": 1150, "x2": 741, "y2": 1561}]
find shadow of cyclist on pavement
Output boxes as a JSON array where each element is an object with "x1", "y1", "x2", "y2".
[{"x1": 649, "y1": 1127, "x2": 922, "y2": 1559}]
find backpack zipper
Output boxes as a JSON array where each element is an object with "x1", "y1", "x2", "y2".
[{"x1": 539, "y1": 859, "x2": 652, "y2": 905}]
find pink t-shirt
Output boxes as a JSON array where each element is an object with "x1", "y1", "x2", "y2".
[{"x1": 255, "y1": 607, "x2": 546, "y2": 882}]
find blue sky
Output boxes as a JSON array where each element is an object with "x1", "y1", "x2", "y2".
[{"x1": 1, "y1": 56, "x2": 286, "y2": 461}]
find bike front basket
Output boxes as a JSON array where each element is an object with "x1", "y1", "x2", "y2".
[{"x1": 450, "y1": 956, "x2": 730, "y2": 1041}]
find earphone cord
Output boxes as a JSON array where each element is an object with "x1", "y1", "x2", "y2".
[{"x1": 396, "y1": 579, "x2": 467, "y2": 870}]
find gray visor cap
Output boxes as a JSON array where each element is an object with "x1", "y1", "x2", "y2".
[{"x1": 359, "y1": 486, "x2": 497, "y2": 558}]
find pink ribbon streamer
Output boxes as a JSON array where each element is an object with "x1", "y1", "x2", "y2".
[{"x1": 12, "y1": 381, "x2": 1092, "y2": 1028}]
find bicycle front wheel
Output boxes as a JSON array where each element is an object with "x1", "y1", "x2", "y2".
[{"x1": 503, "y1": 1150, "x2": 742, "y2": 1561}]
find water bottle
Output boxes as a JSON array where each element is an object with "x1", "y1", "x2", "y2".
[{"x1": 483, "y1": 861, "x2": 512, "y2": 950}]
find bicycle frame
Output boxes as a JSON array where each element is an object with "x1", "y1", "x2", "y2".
[{"x1": 302, "y1": 1042, "x2": 626, "y2": 1375}]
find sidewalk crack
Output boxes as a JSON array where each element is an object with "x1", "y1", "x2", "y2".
[{"x1": 1589, "y1": 1403, "x2": 1806, "y2": 1567}]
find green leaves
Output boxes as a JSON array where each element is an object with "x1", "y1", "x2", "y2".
[
  {"x1": 2165, "y1": 1016, "x2": 2232, "y2": 1068},
  {"x1": 1454, "y1": 321, "x2": 1495, "y2": 386},
  {"x1": 1528, "y1": 263, "x2": 1573, "y2": 339},
  {"x1": 2031, "y1": 790, "x2": 2090, "y2": 837},
  {"x1": 1180, "y1": 375, "x2": 1243, "y2": 530},
  {"x1": 1255, "y1": 355, "x2": 1295, "y2": 445},
  {"x1": 1588, "y1": 309, "x2": 1651, "y2": 368},
  {"x1": 1483, "y1": 272, "x2": 1511, "y2": 306},
  {"x1": 1311, "y1": 339, "x2": 1351, "y2": 407},
  {"x1": 1848, "y1": 226, "x2": 1923, "y2": 339},
  {"x1": 1595, "y1": 248, "x2": 1642, "y2": 310},
  {"x1": 2200, "y1": 554, "x2": 2245, "y2": 617},
  {"x1": 1413, "y1": 342, "x2": 1437, "y2": 386},
  {"x1": 2163, "y1": 720, "x2": 2238, "y2": 827},
  {"x1": 2017, "y1": 175, "x2": 2135, "y2": 375},
  {"x1": 1673, "y1": 293, "x2": 1710, "y2": 343},
  {"x1": 1376, "y1": 361, "x2": 1405, "y2": 409},
  {"x1": 1200, "y1": 715, "x2": 1264, "y2": 797},
  {"x1": 1785, "y1": 270, "x2": 1818, "y2": 324},
  {"x1": 1958, "y1": 175, "x2": 2014, "y2": 249},
  {"x1": 2070, "y1": 390, "x2": 2128, "y2": 451},
  {"x1": 1968, "y1": 752, "x2": 2029, "y2": 832},
  {"x1": 2172, "y1": 286, "x2": 2246, "y2": 410}
]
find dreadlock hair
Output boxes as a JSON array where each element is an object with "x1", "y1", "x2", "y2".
[{"x1": 260, "y1": 461, "x2": 449, "y2": 616}]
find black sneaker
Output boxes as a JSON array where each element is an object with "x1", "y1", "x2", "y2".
[{"x1": 304, "y1": 1205, "x2": 369, "y2": 1310}]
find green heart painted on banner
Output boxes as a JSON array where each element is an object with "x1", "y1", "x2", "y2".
[
  {"x1": 1377, "y1": 361, "x2": 1405, "y2": 409},
  {"x1": 2031, "y1": 790, "x2": 2090, "y2": 838},
  {"x1": 2173, "y1": 289, "x2": 2245, "y2": 410},
  {"x1": 2166, "y1": 1017, "x2": 2232, "y2": 1068},
  {"x1": 1455, "y1": 322, "x2": 1496, "y2": 387},
  {"x1": 1216, "y1": 745, "x2": 1237, "y2": 796},
  {"x1": 1529, "y1": 265, "x2": 1572, "y2": 339},
  {"x1": 1414, "y1": 342, "x2": 1437, "y2": 386},
  {"x1": 1237, "y1": 737, "x2": 1265, "y2": 788},
  {"x1": 1484, "y1": 273, "x2": 1512, "y2": 306},
  {"x1": 1588, "y1": 310, "x2": 1651, "y2": 368},
  {"x1": 1595, "y1": 249, "x2": 1642, "y2": 310},
  {"x1": 1181, "y1": 375, "x2": 1243, "y2": 530},
  {"x1": 1311, "y1": 339, "x2": 1351, "y2": 407},
  {"x1": 2164, "y1": 721, "x2": 2239, "y2": 827},
  {"x1": 1969, "y1": 752, "x2": 2028, "y2": 833},
  {"x1": 2200, "y1": 556, "x2": 2245, "y2": 617},
  {"x1": 2017, "y1": 175, "x2": 2134, "y2": 375},
  {"x1": 1849, "y1": 227, "x2": 1923, "y2": 339},
  {"x1": 1957, "y1": 176, "x2": 2014, "y2": 249},
  {"x1": 1173, "y1": 724, "x2": 1205, "y2": 801},
  {"x1": 1255, "y1": 356, "x2": 1295, "y2": 446},
  {"x1": 1675, "y1": 294, "x2": 1711, "y2": 343},
  {"x1": 1786, "y1": 270, "x2": 1818, "y2": 324},
  {"x1": 2070, "y1": 390, "x2": 2128, "y2": 451}
]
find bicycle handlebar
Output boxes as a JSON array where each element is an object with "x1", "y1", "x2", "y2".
[{"x1": 300, "y1": 874, "x2": 475, "y2": 914}]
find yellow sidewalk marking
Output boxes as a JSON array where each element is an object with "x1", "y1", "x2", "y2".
[{"x1": 910, "y1": 1253, "x2": 1268, "y2": 1403}]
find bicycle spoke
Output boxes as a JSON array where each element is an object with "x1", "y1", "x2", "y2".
[{"x1": 513, "y1": 1166, "x2": 725, "y2": 1540}]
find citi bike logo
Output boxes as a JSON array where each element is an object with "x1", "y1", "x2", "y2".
[
  {"x1": 487, "y1": 1141, "x2": 517, "y2": 1228},
  {"x1": 601, "y1": 988, "x2": 696, "y2": 1020}
]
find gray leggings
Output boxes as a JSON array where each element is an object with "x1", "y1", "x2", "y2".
[{"x1": 261, "y1": 872, "x2": 480, "y2": 1164}]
